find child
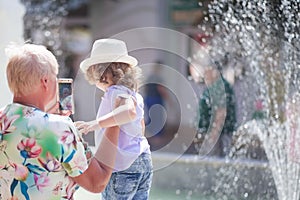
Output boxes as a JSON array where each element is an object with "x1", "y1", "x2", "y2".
[{"x1": 75, "y1": 38, "x2": 153, "y2": 199}]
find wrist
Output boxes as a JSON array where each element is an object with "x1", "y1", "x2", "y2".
[{"x1": 95, "y1": 119, "x2": 102, "y2": 129}]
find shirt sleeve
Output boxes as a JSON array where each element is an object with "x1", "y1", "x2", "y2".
[
  {"x1": 101, "y1": 86, "x2": 132, "y2": 113},
  {"x1": 59, "y1": 117, "x2": 89, "y2": 177}
]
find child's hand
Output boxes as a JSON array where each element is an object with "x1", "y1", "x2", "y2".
[{"x1": 75, "y1": 120, "x2": 101, "y2": 135}]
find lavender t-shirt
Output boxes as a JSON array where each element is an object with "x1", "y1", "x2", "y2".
[{"x1": 95, "y1": 85, "x2": 151, "y2": 171}]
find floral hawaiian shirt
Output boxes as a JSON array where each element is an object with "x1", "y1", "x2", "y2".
[{"x1": 0, "y1": 103, "x2": 88, "y2": 200}]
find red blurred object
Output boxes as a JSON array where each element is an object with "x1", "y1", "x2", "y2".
[{"x1": 194, "y1": 33, "x2": 211, "y2": 46}]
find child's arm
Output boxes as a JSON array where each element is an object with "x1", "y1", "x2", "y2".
[
  {"x1": 99, "y1": 95, "x2": 136, "y2": 127},
  {"x1": 75, "y1": 95, "x2": 136, "y2": 134}
]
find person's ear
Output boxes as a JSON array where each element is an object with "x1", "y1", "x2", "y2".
[{"x1": 41, "y1": 76, "x2": 49, "y2": 90}]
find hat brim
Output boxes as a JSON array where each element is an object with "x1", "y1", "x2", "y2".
[{"x1": 80, "y1": 55, "x2": 138, "y2": 73}]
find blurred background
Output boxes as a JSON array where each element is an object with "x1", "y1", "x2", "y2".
[
  {"x1": 1, "y1": 0, "x2": 222, "y2": 152},
  {"x1": 2, "y1": 0, "x2": 299, "y2": 199}
]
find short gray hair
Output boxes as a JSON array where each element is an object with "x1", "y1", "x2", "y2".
[{"x1": 5, "y1": 43, "x2": 59, "y2": 96}]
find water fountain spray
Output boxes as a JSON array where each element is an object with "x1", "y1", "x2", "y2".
[{"x1": 202, "y1": 0, "x2": 299, "y2": 199}]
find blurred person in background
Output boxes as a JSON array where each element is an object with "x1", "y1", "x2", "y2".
[
  {"x1": 189, "y1": 47, "x2": 236, "y2": 157},
  {"x1": 143, "y1": 61, "x2": 170, "y2": 137}
]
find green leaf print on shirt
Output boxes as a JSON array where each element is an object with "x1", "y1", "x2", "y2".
[{"x1": 37, "y1": 130, "x2": 60, "y2": 159}]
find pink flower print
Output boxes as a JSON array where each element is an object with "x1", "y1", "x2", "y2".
[
  {"x1": 52, "y1": 181, "x2": 63, "y2": 195},
  {"x1": 0, "y1": 169, "x2": 14, "y2": 200},
  {"x1": 22, "y1": 107, "x2": 35, "y2": 118},
  {"x1": 71, "y1": 154, "x2": 88, "y2": 172},
  {"x1": 12, "y1": 163, "x2": 29, "y2": 181},
  {"x1": 38, "y1": 152, "x2": 62, "y2": 172},
  {"x1": 17, "y1": 138, "x2": 42, "y2": 159},
  {"x1": 34, "y1": 172, "x2": 50, "y2": 191},
  {"x1": 255, "y1": 99, "x2": 264, "y2": 111},
  {"x1": 59, "y1": 130, "x2": 75, "y2": 147},
  {"x1": 0, "y1": 113, "x2": 19, "y2": 135},
  {"x1": 64, "y1": 177, "x2": 77, "y2": 199}
]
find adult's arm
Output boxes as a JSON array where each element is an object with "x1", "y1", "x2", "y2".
[
  {"x1": 71, "y1": 126, "x2": 119, "y2": 193},
  {"x1": 198, "y1": 108, "x2": 226, "y2": 155}
]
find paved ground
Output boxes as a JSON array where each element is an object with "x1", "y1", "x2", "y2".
[
  {"x1": 74, "y1": 187, "x2": 209, "y2": 200},
  {"x1": 74, "y1": 187, "x2": 101, "y2": 200}
]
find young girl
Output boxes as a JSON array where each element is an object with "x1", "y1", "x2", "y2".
[{"x1": 75, "y1": 38, "x2": 153, "y2": 199}]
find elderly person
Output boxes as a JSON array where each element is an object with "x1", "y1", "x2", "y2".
[{"x1": 0, "y1": 43, "x2": 120, "y2": 199}]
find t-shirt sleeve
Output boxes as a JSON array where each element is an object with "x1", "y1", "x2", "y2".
[{"x1": 101, "y1": 86, "x2": 132, "y2": 113}]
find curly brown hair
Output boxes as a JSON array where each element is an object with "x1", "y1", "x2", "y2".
[{"x1": 85, "y1": 62, "x2": 142, "y2": 91}]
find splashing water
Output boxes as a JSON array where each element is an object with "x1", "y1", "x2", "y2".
[
  {"x1": 198, "y1": 0, "x2": 299, "y2": 199},
  {"x1": 21, "y1": 0, "x2": 88, "y2": 75}
]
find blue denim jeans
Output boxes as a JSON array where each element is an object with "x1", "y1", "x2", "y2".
[{"x1": 102, "y1": 153, "x2": 153, "y2": 200}]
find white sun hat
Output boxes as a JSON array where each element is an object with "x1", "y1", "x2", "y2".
[{"x1": 80, "y1": 38, "x2": 138, "y2": 73}]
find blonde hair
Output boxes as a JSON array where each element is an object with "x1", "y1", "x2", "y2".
[
  {"x1": 5, "y1": 43, "x2": 58, "y2": 97},
  {"x1": 85, "y1": 62, "x2": 142, "y2": 91}
]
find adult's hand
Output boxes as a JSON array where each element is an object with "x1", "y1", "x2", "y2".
[{"x1": 47, "y1": 102, "x2": 72, "y2": 116}]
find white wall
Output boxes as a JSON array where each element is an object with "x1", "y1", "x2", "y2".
[{"x1": 0, "y1": 0, "x2": 25, "y2": 107}]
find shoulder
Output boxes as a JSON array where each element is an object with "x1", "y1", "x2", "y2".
[
  {"x1": 135, "y1": 92, "x2": 144, "y2": 102},
  {"x1": 105, "y1": 85, "x2": 133, "y2": 99},
  {"x1": 47, "y1": 113, "x2": 76, "y2": 131},
  {"x1": 108, "y1": 85, "x2": 132, "y2": 93},
  {"x1": 48, "y1": 113, "x2": 73, "y2": 124},
  {"x1": 221, "y1": 77, "x2": 233, "y2": 89}
]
